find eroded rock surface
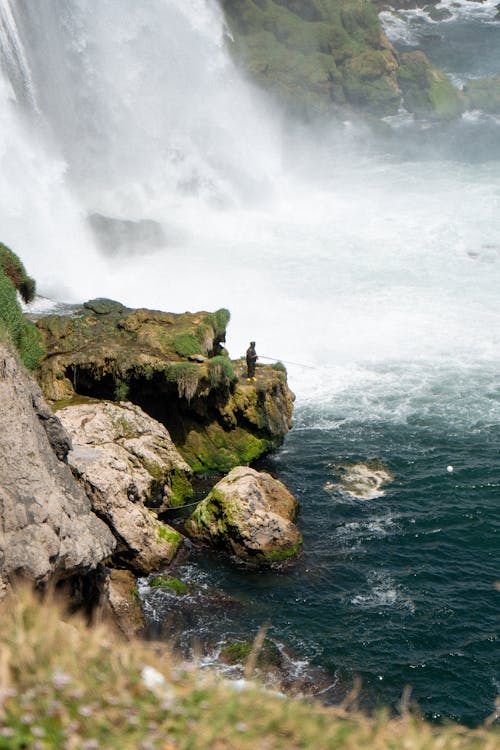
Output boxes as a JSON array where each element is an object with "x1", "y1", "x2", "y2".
[
  {"x1": 34, "y1": 302, "x2": 295, "y2": 473},
  {"x1": 58, "y1": 401, "x2": 186, "y2": 574},
  {"x1": 185, "y1": 467, "x2": 302, "y2": 568},
  {"x1": 0, "y1": 345, "x2": 115, "y2": 585}
]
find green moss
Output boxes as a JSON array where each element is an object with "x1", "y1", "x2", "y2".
[
  {"x1": 113, "y1": 379, "x2": 130, "y2": 402},
  {"x1": 149, "y1": 574, "x2": 189, "y2": 595},
  {"x1": 221, "y1": 0, "x2": 401, "y2": 117},
  {"x1": 172, "y1": 333, "x2": 203, "y2": 358},
  {"x1": 397, "y1": 51, "x2": 464, "y2": 120},
  {"x1": 463, "y1": 75, "x2": 500, "y2": 114},
  {"x1": 169, "y1": 470, "x2": 194, "y2": 508},
  {"x1": 157, "y1": 523, "x2": 182, "y2": 548},
  {"x1": 0, "y1": 242, "x2": 36, "y2": 303},
  {"x1": 207, "y1": 355, "x2": 236, "y2": 388},
  {"x1": 263, "y1": 538, "x2": 303, "y2": 563},
  {"x1": 0, "y1": 260, "x2": 45, "y2": 371},
  {"x1": 166, "y1": 362, "x2": 200, "y2": 401},
  {"x1": 181, "y1": 422, "x2": 271, "y2": 474},
  {"x1": 220, "y1": 639, "x2": 282, "y2": 668}
]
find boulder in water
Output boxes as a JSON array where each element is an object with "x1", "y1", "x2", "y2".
[
  {"x1": 185, "y1": 467, "x2": 302, "y2": 568},
  {"x1": 324, "y1": 461, "x2": 393, "y2": 500}
]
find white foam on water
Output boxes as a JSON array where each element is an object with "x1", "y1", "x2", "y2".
[
  {"x1": 0, "y1": 1, "x2": 498, "y2": 431},
  {"x1": 350, "y1": 571, "x2": 416, "y2": 613}
]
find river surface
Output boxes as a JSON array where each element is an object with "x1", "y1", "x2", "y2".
[{"x1": 0, "y1": 0, "x2": 498, "y2": 725}]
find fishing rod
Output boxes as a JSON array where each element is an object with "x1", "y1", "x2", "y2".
[{"x1": 257, "y1": 355, "x2": 319, "y2": 370}]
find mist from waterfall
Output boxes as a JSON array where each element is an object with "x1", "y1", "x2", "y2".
[{"x1": 0, "y1": 0, "x2": 499, "y2": 415}]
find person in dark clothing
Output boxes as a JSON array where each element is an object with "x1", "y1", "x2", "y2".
[{"x1": 246, "y1": 341, "x2": 257, "y2": 380}]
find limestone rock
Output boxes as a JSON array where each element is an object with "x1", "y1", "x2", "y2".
[
  {"x1": 58, "y1": 401, "x2": 188, "y2": 573},
  {"x1": 100, "y1": 569, "x2": 145, "y2": 638},
  {"x1": 34, "y1": 303, "x2": 295, "y2": 473},
  {"x1": 0, "y1": 345, "x2": 115, "y2": 585},
  {"x1": 185, "y1": 467, "x2": 302, "y2": 568}
]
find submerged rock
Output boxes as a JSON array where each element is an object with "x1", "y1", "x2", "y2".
[
  {"x1": 58, "y1": 401, "x2": 187, "y2": 574},
  {"x1": 0, "y1": 344, "x2": 115, "y2": 586},
  {"x1": 463, "y1": 75, "x2": 500, "y2": 114},
  {"x1": 34, "y1": 303, "x2": 294, "y2": 473},
  {"x1": 324, "y1": 461, "x2": 394, "y2": 500},
  {"x1": 185, "y1": 467, "x2": 302, "y2": 568},
  {"x1": 397, "y1": 51, "x2": 464, "y2": 120}
]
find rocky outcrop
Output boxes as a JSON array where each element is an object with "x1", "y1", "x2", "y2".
[
  {"x1": 57, "y1": 401, "x2": 186, "y2": 574},
  {"x1": 185, "y1": 467, "x2": 302, "y2": 568},
  {"x1": 221, "y1": 0, "x2": 465, "y2": 120},
  {"x1": 396, "y1": 51, "x2": 464, "y2": 120},
  {"x1": 463, "y1": 75, "x2": 500, "y2": 114},
  {"x1": 34, "y1": 301, "x2": 294, "y2": 473},
  {"x1": 100, "y1": 569, "x2": 146, "y2": 638},
  {"x1": 58, "y1": 401, "x2": 192, "y2": 511},
  {"x1": 222, "y1": 0, "x2": 401, "y2": 117},
  {"x1": 0, "y1": 344, "x2": 115, "y2": 586}
]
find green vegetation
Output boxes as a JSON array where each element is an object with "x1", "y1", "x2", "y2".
[
  {"x1": 0, "y1": 246, "x2": 45, "y2": 371},
  {"x1": 172, "y1": 333, "x2": 203, "y2": 358},
  {"x1": 0, "y1": 242, "x2": 36, "y2": 303},
  {"x1": 113, "y1": 378, "x2": 130, "y2": 401},
  {"x1": 221, "y1": 0, "x2": 401, "y2": 117},
  {"x1": 397, "y1": 51, "x2": 464, "y2": 120},
  {"x1": 181, "y1": 421, "x2": 271, "y2": 474},
  {"x1": 463, "y1": 75, "x2": 500, "y2": 114},
  {"x1": 157, "y1": 522, "x2": 183, "y2": 547},
  {"x1": 149, "y1": 574, "x2": 189, "y2": 595},
  {"x1": 207, "y1": 355, "x2": 236, "y2": 388},
  {"x1": 0, "y1": 587, "x2": 498, "y2": 750},
  {"x1": 166, "y1": 362, "x2": 200, "y2": 401},
  {"x1": 220, "y1": 638, "x2": 282, "y2": 669},
  {"x1": 169, "y1": 470, "x2": 194, "y2": 508}
]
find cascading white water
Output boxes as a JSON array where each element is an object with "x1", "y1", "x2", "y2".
[{"x1": 0, "y1": 0, "x2": 499, "y2": 415}]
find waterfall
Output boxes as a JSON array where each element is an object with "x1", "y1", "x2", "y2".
[
  {"x1": 0, "y1": 0, "x2": 498, "y2": 402},
  {"x1": 0, "y1": 0, "x2": 36, "y2": 107}
]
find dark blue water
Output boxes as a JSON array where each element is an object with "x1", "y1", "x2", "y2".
[{"x1": 149, "y1": 371, "x2": 499, "y2": 726}]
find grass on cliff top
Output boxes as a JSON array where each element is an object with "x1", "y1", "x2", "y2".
[
  {"x1": 0, "y1": 587, "x2": 498, "y2": 750},
  {"x1": 0, "y1": 246, "x2": 45, "y2": 371}
]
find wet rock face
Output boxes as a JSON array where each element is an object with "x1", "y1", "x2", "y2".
[
  {"x1": 58, "y1": 401, "x2": 186, "y2": 574},
  {"x1": 222, "y1": 0, "x2": 401, "y2": 117},
  {"x1": 34, "y1": 303, "x2": 294, "y2": 473},
  {"x1": 0, "y1": 345, "x2": 115, "y2": 585},
  {"x1": 185, "y1": 467, "x2": 302, "y2": 568}
]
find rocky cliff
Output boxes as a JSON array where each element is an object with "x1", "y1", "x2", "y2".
[
  {"x1": 221, "y1": 0, "x2": 463, "y2": 119},
  {"x1": 0, "y1": 344, "x2": 115, "y2": 589},
  {"x1": 34, "y1": 299, "x2": 294, "y2": 474}
]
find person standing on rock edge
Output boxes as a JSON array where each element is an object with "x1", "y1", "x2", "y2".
[{"x1": 246, "y1": 341, "x2": 258, "y2": 381}]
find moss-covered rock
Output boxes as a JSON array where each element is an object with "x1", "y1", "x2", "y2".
[
  {"x1": 397, "y1": 50, "x2": 465, "y2": 120},
  {"x1": 222, "y1": 0, "x2": 401, "y2": 117},
  {"x1": 34, "y1": 304, "x2": 294, "y2": 474},
  {"x1": 463, "y1": 75, "x2": 500, "y2": 114},
  {"x1": 185, "y1": 466, "x2": 302, "y2": 568},
  {"x1": 222, "y1": 0, "x2": 466, "y2": 121}
]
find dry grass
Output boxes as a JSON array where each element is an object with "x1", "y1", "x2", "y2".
[{"x1": 0, "y1": 586, "x2": 497, "y2": 750}]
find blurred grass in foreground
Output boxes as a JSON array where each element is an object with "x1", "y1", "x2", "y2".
[{"x1": 0, "y1": 587, "x2": 498, "y2": 750}]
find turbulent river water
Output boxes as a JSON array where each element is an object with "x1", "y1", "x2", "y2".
[{"x1": 0, "y1": 0, "x2": 498, "y2": 725}]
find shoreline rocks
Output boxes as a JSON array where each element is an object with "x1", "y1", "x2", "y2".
[
  {"x1": 58, "y1": 401, "x2": 187, "y2": 574},
  {"x1": 185, "y1": 466, "x2": 302, "y2": 568},
  {"x1": 0, "y1": 344, "x2": 115, "y2": 588}
]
